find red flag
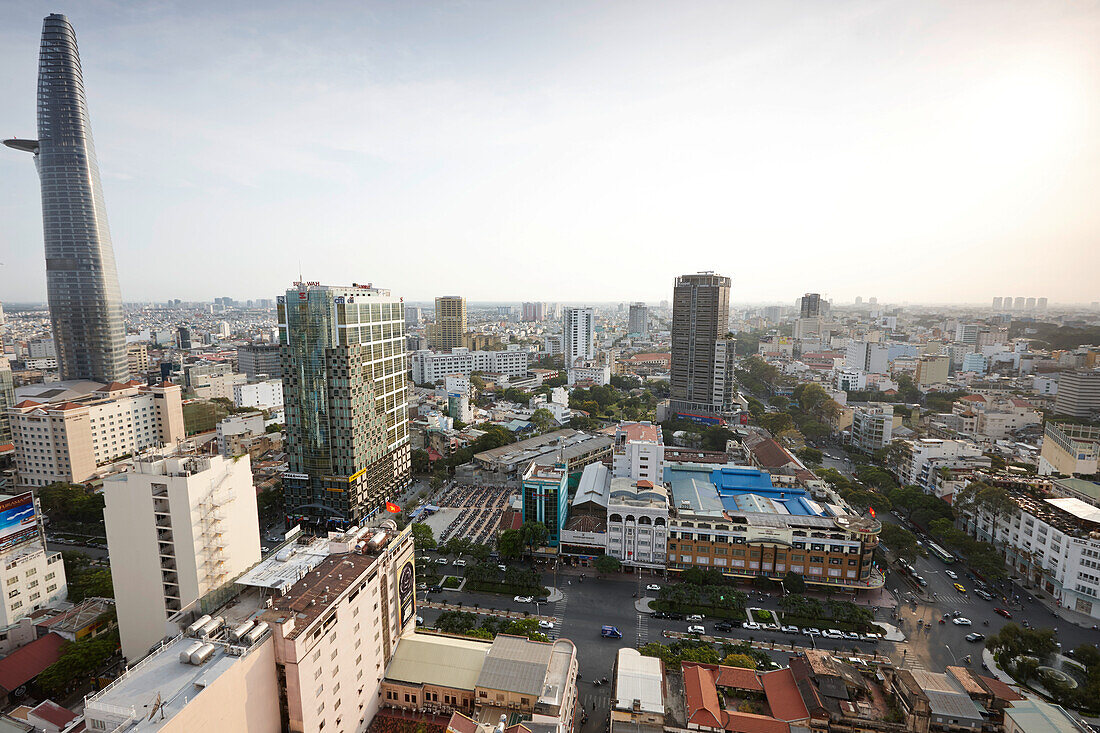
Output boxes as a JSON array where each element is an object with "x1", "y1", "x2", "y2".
[
  {"x1": 868, "y1": 506, "x2": 876, "y2": 518},
  {"x1": 385, "y1": 502, "x2": 401, "y2": 513}
]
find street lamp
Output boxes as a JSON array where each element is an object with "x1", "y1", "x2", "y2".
[{"x1": 944, "y1": 644, "x2": 957, "y2": 665}]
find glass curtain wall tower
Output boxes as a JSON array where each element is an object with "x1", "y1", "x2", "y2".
[
  {"x1": 669, "y1": 272, "x2": 737, "y2": 418},
  {"x1": 4, "y1": 15, "x2": 128, "y2": 383},
  {"x1": 278, "y1": 283, "x2": 411, "y2": 531}
]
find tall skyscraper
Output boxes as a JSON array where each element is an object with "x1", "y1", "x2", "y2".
[
  {"x1": 522, "y1": 301, "x2": 546, "y2": 322},
  {"x1": 628, "y1": 302, "x2": 649, "y2": 337},
  {"x1": 670, "y1": 272, "x2": 737, "y2": 416},
  {"x1": 992, "y1": 297, "x2": 1003, "y2": 310},
  {"x1": 562, "y1": 307, "x2": 596, "y2": 365},
  {"x1": 4, "y1": 15, "x2": 128, "y2": 383},
  {"x1": 1037, "y1": 297, "x2": 1048, "y2": 311},
  {"x1": 1014, "y1": 297, "x2": 1026, "y2": 310},
  {"x1": 279, "y1": 283, "x2": 410, "y2": 530},
  {"x1": 1025, "y1": 297, "x2": 1036, "y2": 311},
  {"x1": 429, "y1": 295, "x2": 467, "y2": 349},
  {"x1": 799, "y1": 293, "x2": 822, "y2": 318}
]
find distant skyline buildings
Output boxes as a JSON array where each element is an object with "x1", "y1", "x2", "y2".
[
  {"x1": 669, "y1": 272, "x2": 738, "y2": 417},
  {"x1": 4, "y1": 14, "x2": 128, "y2": 383},
  {"x1": 562, "y1": 307, "x2": 595, "y2": 365}
]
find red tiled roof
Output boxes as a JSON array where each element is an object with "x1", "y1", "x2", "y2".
[
  {"x1": 977, "y1": 674, "x2": 1025, "y2": 702},
  {"x1": 1010, "y1": 399, "x2": 1033, "y2": 408},
  {"x1": 761, "y1": 668, "x2": 809, "y2": 722},
  {"x1": 616, "y1": 423, "x2": 661, "y2": 443},
  {"x1": 55, "y1": 401, "x2": 85, "y2": 411},
  {"x1": 0, "y1": 633, "x2": 66, "y2": 692},
  {"x1": 683, "y1": 664, "x2": 724, "y2": 729},
  {"x1": 715, "y1": 665, "x2": 763, "y2": 691},
  {"x1": 29, "y1": 699, "x2": 77, "y2": 728},
  {"x1": 446, "y1": 711, "x2": 480, "y2": 733},
  {"x1": 13, "y1": 400, "x2": 41, "y2": 409},
  {"x1": 724, "y1": 711, "x2": 789, "y2": 733},
  {"x1": 750, "y1": 439, "x2": 796, "y2": 469},
  {"x1": 101, "y1": 381, "x2": 129, "y2": 391},
  {"x1": 636, "y1": 480, "x2": 654, "y2": 489},
  {"x1": 503, "y1": 725, "x2": 532, "y2": 733},
  {"x1": 960, "y1": 394, "x2": 986, "y2": 402}
]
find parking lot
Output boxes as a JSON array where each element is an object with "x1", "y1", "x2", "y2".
[{"x1": 433, "y1": 484, "x2": 513, "y2": 544}]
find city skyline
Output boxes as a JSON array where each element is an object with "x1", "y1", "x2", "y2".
[{"x1": 1, "y1": 2, "x2": 1097, "y2": 304}]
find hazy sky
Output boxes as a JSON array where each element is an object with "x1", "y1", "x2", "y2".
[{"x1": 1, "y1": 1, "x2": 1098, "y2": 305}]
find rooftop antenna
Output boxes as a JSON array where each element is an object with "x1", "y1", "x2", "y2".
[{"x1": 298, "y1": 260, "x2": 303, "y2": 284}]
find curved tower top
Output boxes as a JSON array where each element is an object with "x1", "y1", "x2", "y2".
[{"x1": 5, "y1": 14, "x2": 128, "y2": 383}]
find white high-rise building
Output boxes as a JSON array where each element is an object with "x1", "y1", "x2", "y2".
[
  {"x1": 562, "y1": 307, "x2": 595, "y2": 365},
  {"x1": 845, "y1": 341, "x2": 890, "y2": 374},
  {"x1": 610, "y1": 422, "x2": 665, "y2": 485},
  {"x1": 104, "y1": 451, "x2": 261, "y2": 660}
]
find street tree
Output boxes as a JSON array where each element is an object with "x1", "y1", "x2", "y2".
[{"x1": 595, "y1": 555, "x2": 621, "y2": 574}]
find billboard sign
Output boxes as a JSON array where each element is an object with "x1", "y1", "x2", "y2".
[{"x1": 0, "y1": 492, "x2": 38, "y2": 552}]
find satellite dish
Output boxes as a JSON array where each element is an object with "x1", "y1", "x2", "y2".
[{"x1": 148, "y1": 692, "x2": 165, "y2": 721}]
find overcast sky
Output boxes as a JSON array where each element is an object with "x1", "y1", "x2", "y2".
[{"x1": 1, "y1": 1, "x2": 1098, "y2": 305}]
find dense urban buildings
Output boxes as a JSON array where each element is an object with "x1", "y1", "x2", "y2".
[
  {"x1": 409, "y1": 346, "x2": 530, "y2": 384},
  {"x1": 279, "y1": 283, "x2": 410, "y2": 530},
  {"x1": 1053, "y1": 369, "x2": 1100, "y2": 418},
  {"x1": 522, "y1": 301, "x2": 547, "y2": 322},
  {"x1": 3, "y1": 15, "x2": 129, "y2": 383},
  {"x1": 237, "y1": 342, "x2": 284, "y2": 380},
  {"x1": 669, "y1": 272, "x2": 738, "y2": 418}
]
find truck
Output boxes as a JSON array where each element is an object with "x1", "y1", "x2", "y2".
[{"x1": 601, "y1": 625, "x2": 623, "y2": 638}]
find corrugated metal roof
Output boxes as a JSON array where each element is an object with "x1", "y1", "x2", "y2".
[{"x1": 386, "y1": 634, "x2": 491, "y2": 690}]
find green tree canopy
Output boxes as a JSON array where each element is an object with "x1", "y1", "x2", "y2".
[
  {"x1": 595, "y1": 555, "x2": 621, "y2": 574},
  {"x1": 879, "y1": 523, "x2": 919, "y2": 564}
]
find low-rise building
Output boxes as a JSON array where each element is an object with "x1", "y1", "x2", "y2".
[
  {"x1": 0, "y1": 492, "x2": 67, "y2": 630},
  {"x1": 233, "y1": 378, "x2": 283, "y2": 409},
  {"x1": 849, "y1": 402, "x2": 897, "y2": 453},
  {"x1": 1039, "y1": 422, "x2": 1100, "y2": 476},
  {"x1": 611, "y1": 649, "x2": 664, "y2": 733},
  {"x1": 607, "y1": 477, "x2": 668, "y2": 568},
  {"x1": 410, "y1": 347, "x2": 530, "y2": 385},
  {"x1": 216, "y1": 412, "x2": 267, "y2": 457}
]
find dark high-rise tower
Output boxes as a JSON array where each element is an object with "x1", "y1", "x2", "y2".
[
  {"x1": 669, "y1": 272, "x2": 736, "y2": 417},
  {"x1": 800, "y1": 293, "x2": 822, "y2": 318},
  {"x1": 4, "y1": 14, "x2": 128, "y2": 383}
]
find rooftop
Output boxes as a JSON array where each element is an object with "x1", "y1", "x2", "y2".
[
  {"x1": 614, "y1": 648, "x2": 663, "y2": 715},
  {"x1": 263, "y1": 551, "x2": 379, "y2": 639},
  {"x1": 476, "y1": 634, "x2": 554, "y2": 696},
  {"x1": 83, "y1": 633, "x2": 267, "y2": 733},
  {"x1": 572, "y1": 462, "x2": 611, "y2": 509},
  {"x1": 1003, "y1": 698, "x2": 1089, "y2": 733},
  {"x1": 386, "y1": 633, "x2": 491, "y2": 691}
]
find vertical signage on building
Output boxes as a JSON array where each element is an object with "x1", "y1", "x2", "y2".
[{"x1": 398, "y1": 561, "x2": 415, "y2": 627}]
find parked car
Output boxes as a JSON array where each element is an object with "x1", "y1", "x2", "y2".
[
  {"x1": 416, "y1": 583, "x2": 427, "y2": 591},
  {"x1": 497, "y1": 564, "x2": 507, "y2": 572},
  {"x1": 652, "y1": 612, "x2": 668, "y2": 619},
  {"x1": 824, "y1": 629, "x2": 844, "y2": 639},
  {"x1": 668, "y1": 613, "x2": 684, "y2": 621},
  {"x1": 917, "y1": 576, "x2": 929, "y2": 586},
  {"x1": 781, "y1": 625, "x2": 800, "y2": 634},
  {"x1": 994, "y1": 608, "x2": 1012, "y2": 618},
  {"x1": 514, "y1": 595, "x2": 534, "y2": 603},
  {"x1": 687, "y1": 625, "x2": 705, "y2": 634},
  {"x1": 743, "y1": 621, "x2": 761, "y2": 630},
  {"x1": 453, "y1": 559, "x2": 467, "y2": 567},
  {"x1": 965, "y1": 632, "x2": 985, "y2": 642},
  {"x1": 843, "y1": 631, "x2": 861, "y2": 640},
  {"x1": 952, "y1": 617, "x2": 972, "y2": 626},
  {"x1": 860, "y1": 633, "x2": 881, "y2": 642},
  {"x1": 974, "y1": 589, "x2": 993, "y2": 601},
  {"x1": 538, "y1": 620, "x2": 554, "y2": 629},
  {"x1": 714, "y1": 621, "x2": 734, "y2": 632},
  {"x1": 945, "y1": 570, "x2": 958, "y2": 580},
  {"x1": 803, "y1": 628, "x2": 822, "y2": 637},
  {"x1": 418, "y1": 555, "x2": 432, "y2": 563},
  {"x1": 686, "y1": 614, "x2": 704, "y2": 621},
  {"x1": 953, "y1": 583, "x2": 967, "y2": 593},
  {"x1": 429, "y1": 585, "x2": 443, "y2": 593},
  {"x1": 646, "y1": 584, "x2": 661, "y2": 591},
  {"x1": 601, "y1": 626, "x2": 623, "y2": 638},
  {"x1": 436, "y1": 557, "x2": 449, "y2": 565}
]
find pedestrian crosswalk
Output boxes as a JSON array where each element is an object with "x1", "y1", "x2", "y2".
[
  {"x1": 636, "y1": 612, "x2": 650, "y2": 645},
  {"x1": 904, "y1": 654, "x2": 929, "y2": 673},
  {"x1": 547, "y1": 593, "x2": 568, "y2": 640},
  {"x1": 580, "y1": 692, "x2": 611, "y2": 711}
]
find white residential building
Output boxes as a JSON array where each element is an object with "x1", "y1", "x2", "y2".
[
  {"x1": 834, "y1": 368, "x2": 867, "y2": 392},
  {"x1": 103, "y1": 451, "x2": 261, "y2": 660},
  {"x1": 0, "y1": 493, "x2": 67, "y2": 629},
  {"x1": 606, "y1": 477, "x2": 669, "y2": 568},
  {"x1": 892, "y1": 438, "x2": 986, "y2": 490},
  {"x1": 610, "y1": 422, "x2": 665, "y2": 484},
  {"x1": 194, "y1": 371, "x2": 248, "y2": 401},
  {"x1": 233, "y1": 378, "x2": 284, "y2": 409},
  {"x1": 849, "y1": 402, "x2": 895, "y2": 452},
  {"x1": 9, "y1": 380, "x2": 185, "y2": 489},
  {"x1": 958, "y1": 492, "x2": 1100, "y2": 619},
  {"x1": 216, "y1": 412, "x2": 267, "y2": 457},
  {"x1": 846, "y1": 341, "x2": 889, "y2": 374},
  {"x1": 562, "y1": 307, "x2": 595, "y2": 365},
  {"x1": 409, "y1": 347, "x2": 530, "y2": 384},
  {"x1": 566, "y1": 364, "x2": 610, "y2": 386}
]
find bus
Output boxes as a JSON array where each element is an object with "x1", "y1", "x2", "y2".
[{"x1": 927, "y1": 541, "x2": 956, "y2": 564}]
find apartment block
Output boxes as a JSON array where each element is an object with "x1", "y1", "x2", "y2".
[
  {"x1": 1054, "y1": 369, "x2": 1100, "y2": 418},
  {"x1": 237, "y1": 343, "x2": 284, "y2": 380},
  {"x1": 562, "y1": 307, "x2": 595, "y2": 365},
  {"x1": 915, "y1": 354, "x2": 950, "y2": 386},
  {"x1": 429, "y1": 296, "x2": 467, "y2": 350},
  {"x1": 104, "y1": 451, "x2": 261, "y2": 660},
  {"x1": 670, "y1": 273, "x2": 738, "y2": 417},
  {"x1": 234, "y1": 378, "x2": 284, "y2": 409},
  {"x1": 216, "y1": 412, "x2": 267, "y2": 457},
  {"x1": 845, "y1": 341, "x2": 889, "y2": 374},
  {"x1": 0, "y1": 492, "x2": 67, "y2": 629},
  {"x1": 890, "y1": 438, "x2": 988, "y2": 495},
  {"x1": 522, "y1": 302, "x2": 547, "y2": 322},
  {"x1": 627, "y1": 302, "x2": 648, "y2": 337},
  {"x1": 609, "y1": 421, "x2": 665, "y2": 484},
  {"x1": 9, "y1": 380, "x2": 184, "y2": 488},
  {"x1": 849, "y1": 402, "x2": 896, "y2": 452},
  {"x1": 1039, "y1": 422, "x2": 1100, "y2": 476},
  {"x1": 126, "y1": 343, "x2": 149, "y2": 374},
  {"x1": 410, "y1": 347, "x2": 530, "y2": 384}
]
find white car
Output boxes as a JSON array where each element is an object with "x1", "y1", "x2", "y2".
[
  {"x1": 952, "y1": 617, "x2": 972, "y2": 626},
  {"x1": 453, "y1": 559, "x2": 466, "y2": 567},
  {"x1": 742, "y1": 621, "x2": 761, "y2": 630},
  {"x1": 781, "y1": 625, "x2": 799, "y2": 634},
  {"x1": 945, "y1": 570, "x2": 958, "y2": 580},
  {"x1": 513, "y1": 595, "x2": 534, "y2": 603},
  {"x1": 843, "y1": 631, "x2": 860, "y2": 640},
  {"x1": 435, "y1": 557, "x2": 449, "y2": 565},
  {"x1": 538, "y1": 620, "x2": 554, "y2": 629},
  {"x1": 646, "y1": 584, "x2": 661, "y2": 591},
  {"x1": 686, "y1": 614, "x2": 704, "y2": 621},
  {"x1": 687, "y1": 625, "x2": 705, "y2": 634}
]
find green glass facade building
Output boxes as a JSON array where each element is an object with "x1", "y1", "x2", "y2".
[{"x1": 278, "y1": 283, "x2": 410, "y2": 530}]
